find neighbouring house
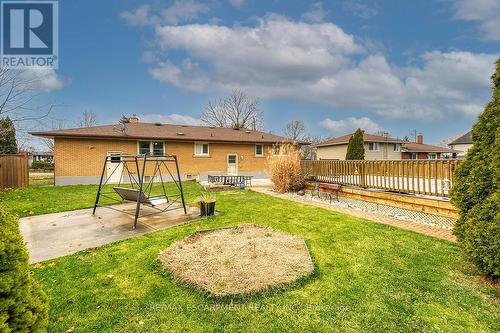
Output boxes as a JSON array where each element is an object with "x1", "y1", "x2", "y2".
[
  {"x1": 316, "y1": 132, "x2": 458, "y2": 160},
  {"x1": 448, "y1": 131, "x2": 473, "y2": 157},
  {"x1": 29, "y1": 151, "x2": 54, "y2": 166},
  {"x1": 317, "y1": 133, "x2": 404, "y2": 160},
  {"x1": 401, "y1": 134, "x2": 457, "y2": 159},
  {"x1": 30, "y1": 116, "x2": 297, "y2": 185}
]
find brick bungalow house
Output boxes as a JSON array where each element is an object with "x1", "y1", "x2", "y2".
[
  {"x1": 316, "y1": 132, "x2": 457, "y2": 160},
  {"x1": 401, "y1": 134, "x2": 458, "y2": 160},
  {"x1": 30, "y1": 116, "x2": 295, "y2": 185}
]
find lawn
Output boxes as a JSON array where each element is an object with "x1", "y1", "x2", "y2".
[
  {"x1": 0, "y1": 180, "x2": 204, "y2": 217},
  {"x1": 1, "y1": 184, "x2": 499, "y2": 332}
]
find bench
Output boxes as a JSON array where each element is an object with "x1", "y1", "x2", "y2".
[
  {"x1": 207, "y1": 175, "x2": 253, "y2": 188},
  {"x1": 311, "y1": 182, "x2": 342, "y2": 203}
]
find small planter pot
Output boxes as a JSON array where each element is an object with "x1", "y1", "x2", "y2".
[{"x1": 199, "y1": 201, "x2": 216, "y2": 216}]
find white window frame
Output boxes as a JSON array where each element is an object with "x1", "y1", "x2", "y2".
[
  {"x1": 428, "y1": 153, "x2": 437, "y2": 160},
  {"x1": 137, "y1": 141, "x2": 165, "y2": 156},
  {"x1": 255, "y1": 144, "x2": 264, "y2": 157},
  {"x1": 410, "y1": 153, "x2": 418, "y2": 160},
  {"x1": 393, "y1": 144, "x2": 401, "y2": 152},
  {"x1": 194, "y1": 142, "x2": 210, "y2": 156},
  {"x1": 368, "y1": 142, "x2": 380, "y2": 151}
]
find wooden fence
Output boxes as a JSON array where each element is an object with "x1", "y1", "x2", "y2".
[
  {"x1": 301, "y1": 159, "x2": 461, "y2": 197},
  {"x1": 0, "y1": 154, "x2": 29, "y2": 189}
]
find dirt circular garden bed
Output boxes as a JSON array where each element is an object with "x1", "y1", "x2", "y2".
[{"x1": 159, "y1": 224, "x2": 314, "y2": 297}]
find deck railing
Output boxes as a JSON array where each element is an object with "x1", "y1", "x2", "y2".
[{"x1": 301, "y1": 159, "x2": 461, "y2": 197}]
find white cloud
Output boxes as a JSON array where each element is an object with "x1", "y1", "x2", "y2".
[
  {"x1": 302, "y1": 2, "x2": 327, "y2": 23},
  {"x1": 162, "y1": 0, "x2": 209, "y2": 25},
  {"x1": 344, "y1": 1, "x2": 378, "y2": 19},
  {"x1": 138, "y1": 113, "x2": 201, "y2": 125},
  {"x1": 20, "y1": 68, "x2": 66, "y2": 92},
  {"x1": 319, "y1": 117, "x2": 382, "y2": 135},
  {"x1": 453, "y1": 0, "x2": 500, "y2": 41},
  {"x1": 121, "y1": 1, "x2": 209, "y2": 27},
  {"x1": 120, "y1": 5, "x2": 154, "y2": 26},
  {"x1": 146, "y1": 15, "x2": 497, "y2": 120},
  {"x1": 228, "y1": 0, "x2": 245, "y2": 8}
]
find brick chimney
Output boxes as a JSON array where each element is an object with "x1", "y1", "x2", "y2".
[
  {"x1": 129, "y1": 114, "x2": 139, "y2": 123},
  {"x1": 417, "y1": 133, "x2": 423, "y2": 144}
]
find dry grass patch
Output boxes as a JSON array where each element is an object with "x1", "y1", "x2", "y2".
[{"x1": 159, "y1": 224, "x2": 314, "y2": 297}]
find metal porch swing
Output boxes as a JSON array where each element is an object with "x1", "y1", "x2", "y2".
[{"x1": 92, "y1": 154, "x2": 187, "y2": 228}]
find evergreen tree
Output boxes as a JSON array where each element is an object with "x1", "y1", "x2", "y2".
[
  {"x1": 450, "y1": 59, "x2": 500, "y2": 278},
  {"x1": 0, "y1": 117, "x2": 17, "y2": 154},
  {"x1": 345, "y1": 128, "x2": 365, "y2": 160}
]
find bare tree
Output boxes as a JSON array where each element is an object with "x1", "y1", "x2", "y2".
[
  {"x1": 76, "y1": 111, "x2": 97, "y2": 128},
  {"x1": 301, "y1": 135, "x2": 323, "y2": 160},
  {"x1": 40, "y1": 119, "x2": 67, "y2": 154},
  {"x1": 0, "y1": 68, "x2": 60, "y2": 146},
  {"x1": 201, "y1": 89, "x2": 263, "y2": 130},
  {"x1": 283, "y1": 120, "x2": 306, "y2": 141}
]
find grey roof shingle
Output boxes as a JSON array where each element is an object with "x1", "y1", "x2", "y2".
[{"x1": 448, "y1": 131, "x2": 473, "y2": 145}]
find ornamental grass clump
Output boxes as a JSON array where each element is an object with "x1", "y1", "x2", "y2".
[
  {"x1": 0, "y1": 206, "x2": 48, "y2": 332},
  {"x1": 267, "y1": 143, "x2": 305, "y2": 193}
]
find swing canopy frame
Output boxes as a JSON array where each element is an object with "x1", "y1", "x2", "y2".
[{"x1": 92, "y1": 154, "x2": 187, "y2": 228}]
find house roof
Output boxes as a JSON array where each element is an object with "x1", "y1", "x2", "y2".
[
  {"x1": 448, "y1": 131, "x2": 473, "y2": 145},
  {"x1": 30, "y1": 122, "x2": 302, "y2": 144},
  {"x1": 317, "y1": 133, "x2": 403, "y2": 147},
  {"x1": 402, "y1": 142, "x2": 458, "y2": 153}
]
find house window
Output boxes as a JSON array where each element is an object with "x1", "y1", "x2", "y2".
[
  {"x1": 152, "y1": 142, "x2": 164, "y2": 156},
  {"x1": 410, "y1": 153, "x2": 418, "y2": 160},
  {"x1": 368, "y1": 142, "x2": 379, "y2": 151},
  {"x1": 194, "y1": 143, "x2": 209, "y2": 156},
  {"x1": 138, "y1": 141, "x2": 164, "y2": 155},
  {"x1": 138, "y1": 141, "x2": 150, "y2": 155},
  {"x1": 393, "y1": 144, "x2": 401, "y2": 152},
  {"x1": 428, "y1": 153, "x2": 437, "y2": 160},
  {"x1": 255, "y1": 144, "x2": 263, "y2": 156}
]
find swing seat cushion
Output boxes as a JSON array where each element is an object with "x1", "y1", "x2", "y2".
[
  {"x1": 113, "y1": 187, "x2": 169, "y2": 206},
  {"x1": 113, "y1": 187, "x2": 150, "y2": 204}
]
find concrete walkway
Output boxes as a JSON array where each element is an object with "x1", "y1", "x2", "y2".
[
  {"x1": 20, "y1": 203, "x2": 200, "y2": 263},
  {"x1": 252, "y1": 187, "x2": 456, "y2": 242}
]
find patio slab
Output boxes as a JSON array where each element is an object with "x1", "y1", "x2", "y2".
[{"x1": 20, "y1": 203, "x2": 200, "y2": 263}]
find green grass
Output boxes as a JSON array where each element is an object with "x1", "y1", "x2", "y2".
[
  {"x1": 1, "y1": 185, "x2": 499, "y2": 332},
  {"x1": 0, "y1": 180, "x2": 204, "y2": 217}
]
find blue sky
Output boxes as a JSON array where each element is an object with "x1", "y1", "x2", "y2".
[{"x1": 25, "y1": 0, "x2": 499, "y2": 146}]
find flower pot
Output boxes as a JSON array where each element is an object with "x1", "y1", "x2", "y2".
[{"x1": 199, "y1": 201, "x2": 216, "y2": 216}]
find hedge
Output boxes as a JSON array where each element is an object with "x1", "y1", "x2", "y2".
[
  {"x1": 0, "y1": 207, "x2": 48, "y2": 332},
  {"x1": 450, "y1": 59, "x2": 500, "y2": 278}
]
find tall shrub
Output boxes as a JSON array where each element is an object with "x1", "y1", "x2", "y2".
[
  {"x1": 345, "y1": 129, "x2": 364, "y2": 160},
  {"x1": 267, "y1": 143, "x2": 305, "y2": 193},
  {"x1": 0, "y1": 207, "x2": 48, "y2": 332},
  {"x1": 450, "y1": 59, "x2": 500, "y2": 278},
  {"x1": 0, "y1": 117, "x2": 18, "y2": 154}
]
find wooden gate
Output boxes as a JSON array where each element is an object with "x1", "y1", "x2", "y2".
[{"x1": 0, "y1": 154, "x2": 29, "y2": 189}]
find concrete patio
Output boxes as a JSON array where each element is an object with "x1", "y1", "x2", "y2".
[{"x1": 20, "y1": 202, "x2": 200, "y2": 263}]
